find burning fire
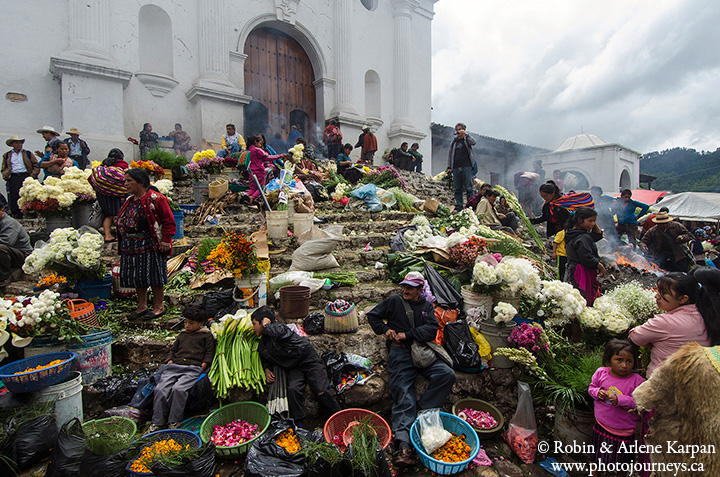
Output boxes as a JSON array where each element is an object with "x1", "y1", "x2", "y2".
[{"x1": 611, "y1": 252, "x2": 664, "y2": 275}]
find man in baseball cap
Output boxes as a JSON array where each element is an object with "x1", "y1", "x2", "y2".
[{"x1": 366, "y1": 271, "x2": 455, "y2": 468}]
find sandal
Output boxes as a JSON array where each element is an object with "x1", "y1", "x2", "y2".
[
  {"x1": 127, "y1": 309, "x2": 149, "y2": 320},
  {"x1": 143, "y1": 309, "x2": 166, "y2": 321}
]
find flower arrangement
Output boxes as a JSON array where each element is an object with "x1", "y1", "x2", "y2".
[
  {"x1": 206, "y1": 232, "x2": 270, "y2": 279},
  {"x1": 519, "y1": 280, "x2": 587, "y2": 327},
  {"x1": 185, "y1": 155, "x2": 224, "y2": 179},
  {"x1": 36, "y1": 274, "x2": 67, "y2": 289},
  {"x1": 130, "y1": 160, "x2": 164, "y2": 178},
  {"x1": 23, "y1": 227, "x2": 106, "y2": 281},
  {"x1": 448, "y1": 236, "x2": 487, "y2": 269},
  {"x1": 153, "y1": 179, "x2": 173, "y2": 198},
  {"x1": 603, "y1": 282, "x2": 660, "y2": 325},
  {"x1": 332, "y1": 183, "x2": 352, "y2": 201},
  {"x1": 361, "y1": 165, "x2": 408, "y2": 191},
  {"x1": 0, "y1": 290, "x2": 89, "y2": 360},
  {"x1": 493, "y1": 347, "x2": 549, "y2": 380},
  {"x1": 17, "y1": 168, "x2": 96, "y2": 216},
  {"x1": 288, "y1": 144, "x2": 304, "y2": 163},
  {"x1": 403, "y1": 215, "x2": 435, "y2": 250},
  {"x1": 493, "y1": 301, "x2": 517, "y2": 324},
  {"x1": 508, "y1": 322, "x2": 550, "y2": 353},
  {"x1": 192, "y1": 149, "x2": 217, "y2": 162},
  {"x1": 579, "y1": 296, "x2": 633, "y2": 335}
]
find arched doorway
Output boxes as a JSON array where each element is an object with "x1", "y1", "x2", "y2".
[
  {"x1": 619, "y1": 169, "x2": 631, "y2": 190},
  {"x1": 243, "y1": 28, "x2": 316, "y2": 142}
]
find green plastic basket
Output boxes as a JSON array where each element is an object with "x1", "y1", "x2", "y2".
[
  {"x1": 82, "y1": 416, "x2": 137, "y2": 439},
  {"x1": 199, "y1": 401, "x2": 270, "y2": 459}
]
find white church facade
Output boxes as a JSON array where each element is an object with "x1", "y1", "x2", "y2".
[{"x1": 2, "y1": 0, "x2": 436, "y2": 164}]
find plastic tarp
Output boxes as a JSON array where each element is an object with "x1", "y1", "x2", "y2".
[
  {"x1": 609, "y1": 189, "x2": 667, "y2": 205},
  {"x1": 654, "y1": 192, "x2": 720, "y2": 221}
]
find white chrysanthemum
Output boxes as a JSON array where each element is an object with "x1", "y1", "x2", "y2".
[
  {"x1": 446, "y1": 232, "x2": 469, "y2": 248},
  {"x1": 494, "y1": 302, "x2": 517, "y2": 323},
  {"x1": 153, "y1": 179, "x2": 174, "y2": 198},
  {"x1": 472, "y1": 260, "x2": 500, "y2": 285}
]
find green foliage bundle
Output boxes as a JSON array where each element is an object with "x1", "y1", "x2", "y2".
[{"x1": 145, "y1": 148, "x2": 188, "y2": 170}]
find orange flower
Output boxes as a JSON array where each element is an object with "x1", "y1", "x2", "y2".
[
  {"x1": 432, "y1": 433, "x2": 471, "y2": 463},
  {"x1": 276, "y1": 429, "x2": 300, "y2": 453}
]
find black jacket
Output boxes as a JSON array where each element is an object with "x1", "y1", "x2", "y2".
[
  {"x1": 258, "y1": 322, "x2": 314, "y2": 369},
  {"x1": 565, "y1": 228, "x2": 603, "y2": 272},
  {"x1": 366, "y1": 294, "x2": 438, "y2": 348},
  {"x1": 531, "y1": 202, "x2": 571, "y2": 237}
]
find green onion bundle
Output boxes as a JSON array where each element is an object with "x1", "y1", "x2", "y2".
[
  {"x1": 313, "y1": 272, "x2": 359, "y2": 287},
  {"x1": 209, "y1": 313, "x2": 266, "y2": 399},
  {"x1": 388, "y1": 187, "x2": 421, "y2": 213}
]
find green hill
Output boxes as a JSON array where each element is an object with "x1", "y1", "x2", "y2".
[{"x1": 640, "y1": 147, "x2": 720, "y2": 192}]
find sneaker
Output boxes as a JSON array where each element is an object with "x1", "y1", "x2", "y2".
[
  {"x1": 146, "y1": 424, "x2": 162, "y2": 433},
  {"x1": 393, "y1": 447, "x2": 415, "y2": 468},
  {"x1": 167, "y1": 422, "x2": 181, "y2": 429}
]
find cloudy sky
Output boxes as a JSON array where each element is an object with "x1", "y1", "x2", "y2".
[{"x1": 431, "y1": 0, "x2": 720, "y2": 154}]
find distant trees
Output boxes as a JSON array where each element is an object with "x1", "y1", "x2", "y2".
[{"x1": 641, "y1": 147, "x2": 720, "y2": 192}]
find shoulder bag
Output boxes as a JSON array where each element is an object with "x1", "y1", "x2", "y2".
[{"x1": 401, "y1": 298, "x2": 453, "y2": 369}]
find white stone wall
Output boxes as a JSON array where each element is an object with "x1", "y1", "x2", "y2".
[{"x1": 0, "y1": 0, "x2": 436, "y2": 186}]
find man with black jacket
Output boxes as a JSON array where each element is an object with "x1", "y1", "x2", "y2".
[
  {"x1": 446, "y1": 122, "x2": 477, "y2": 209},
  {"x1": 366, "y1": 272, "x2": 455, "y2": 468},
  {"x1": 252, "y1": 306, "x2": 341, "y2": 426}
]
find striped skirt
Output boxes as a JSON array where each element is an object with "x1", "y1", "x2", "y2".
[
  {"x1": 119, "y1": 241, "x2": 168, "y2": 288},
  {"x1": 592, "y1": 422, "x2": 636, "y2": 466}
]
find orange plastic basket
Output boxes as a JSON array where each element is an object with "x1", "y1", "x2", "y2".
[
  {"x1": 63, "y1": 299, "x2": 99, "y2": 328},
  {"x1": 323, "y1": 408, "x2": 392, "y2": 450}
]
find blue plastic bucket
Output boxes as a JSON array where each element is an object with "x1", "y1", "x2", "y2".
[
  {"x1": 67, "y1": 329, "x2": 113, "y2": 385},
  {"x1": 76, "y1": 274, "x2": 113, "y2": 300},
  {"x1": 172, "y1": 209, "x2": 184, "y2": 239}
]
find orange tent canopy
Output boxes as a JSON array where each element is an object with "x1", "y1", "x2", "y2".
[{"x1": 610, "y1": 189, "x2": 668, "y2": 205}]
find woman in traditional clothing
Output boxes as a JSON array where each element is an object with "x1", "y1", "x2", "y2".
[
  {"x1": 117, "y1": 168, "x2": 175, "y2": 321},
  {"x1": 88, "y1": 148, "x2": 129, "y2": 242},
  {"x1": 246, "y1": 135, "x2": 284, "y2": 203}
]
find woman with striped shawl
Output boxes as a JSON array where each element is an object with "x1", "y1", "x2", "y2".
[{"x1": 88, "y1": 148, "x2": 128, "y2": 242}]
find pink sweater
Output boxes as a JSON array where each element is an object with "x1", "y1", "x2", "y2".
[
  {"x1": 588, "y1": 367, "x2": 645, "y2": 433},
  {"x1": 629, "y1": 304, "x2": 709, "y2": 377}
]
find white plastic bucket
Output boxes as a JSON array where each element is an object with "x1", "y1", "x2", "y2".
[
  {"x1": 34, "y1": 371, "x2": 83, "y2": 430},
  {"x1": 266, "y1": 210, "x2": 289, "y2": 239},
  {"x1": 293, "y1": 213, "x2": 314, "y2": 237},
  {"x1": 461, "y1": 285, "x2": 494, "y2": 317},
  {"x1": 234, "y1": 273, "x2": 268, "y2": 308}
]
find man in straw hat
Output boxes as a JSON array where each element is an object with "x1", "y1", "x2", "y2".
[
  {"x1": 64, "y1": 128, "x2": 91, "y2": 169},
  {"x1": 355, "y1": 125, "x2": 377, "y2": 165},
  {"x1": 2, "y1": 136, "x2": 40, "y2": 218},
  {"x1": 34, "y1": 126, "x2": 61, "y2": 159},
  {"x1": 366, "y1": 271, "x2": 455, "y2": 468},
  {"x1": 640, "y1": 210, "x2": 694, "y2": 272}
]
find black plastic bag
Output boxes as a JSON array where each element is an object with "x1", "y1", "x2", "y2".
[
  {"x1": 201, "y1": 288, "x2": 237, "y2": 319},
  {"x1": 424, "y1": 262, "x2": 464, "y2": 310},
  {"x1": 92, "y1": 369, "x2": 152, "y2": 407},
  {"x1": 305, "y1": 181, "x2": 329, "y2": 202},
  {"x1": 303, "y1": 312, "x2": 325, "y2": 335},
  {"x1": 321, "y1": 350, "x2": 347, "y2": 387},
  {"x1": 245, "y1": 419, "x2": 314, "y2": 477},
  {"x1": 151, "y1": 443, "x2": 216, "y2": 477},
  {"x1": 443, "y1": 321, "x2": 481, "y2": 371},
  {"x1": 390, "y1": 225, "x2": 416, "y2": 252},
  {"x1": 186, "y1": 374, "x2": 214, "y2": 414},
  {"x1": 79, "y1": 448, "x2": 129, "y2": 477},
  {"x1": 0, "y1": 413, "x2": 58, "y2": 471},
  {"x1": 46, "y1": 418, "x2": 86, "y2": 477}
]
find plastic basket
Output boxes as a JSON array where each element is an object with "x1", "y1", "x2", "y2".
[
  {"x1": 63, "y1": 299, "x2": 99, "y2": 328},
  {"x1": 0, "y1": 351, "x2": 76, "y2": 393},
  {"x1": 199, "y1": 402, "x2": 271, "y2": 459},
  {"x1": 451, "y1": 398, "x2": 504, "y2": 436},
  {"x1": 323, "y1": 408, "x2": 392, "y2": 450},
  {"x1": 126, "y1": 429, "x2": 202, "y2": 476},
  {"x1": 410, "y1": 412, "x2": 480, "y2": 475},
  {"x1": 82, "y1": 416, "x2": 137, "y2": 439},
  {"x1": 323, "y1": 303, "x2": 359, "y2": 334}
]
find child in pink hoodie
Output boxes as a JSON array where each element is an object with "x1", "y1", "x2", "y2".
[{"x1": 588, "y1": 339, "x2": 645, "y2": 474}]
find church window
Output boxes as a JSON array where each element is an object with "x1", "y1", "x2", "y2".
[
  {"x1": 138, "y1": 5, "x2": 173, "y2": 77},
  {"x1": 361, "y1": 0, "x2": 378, "y2": 12},
  {"x1": 365, "y1": 70, "x2": 381, "y2": 119}
]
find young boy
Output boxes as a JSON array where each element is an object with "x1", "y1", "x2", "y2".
[
  {"x1": 553, "y1": 229, "x2": 568, "y2": 280},
  {"x1": 150, "y1": 304, "x2": 215, "y2": 431},
  {"x1": 251, "y1": 306, "x2": 341, "y2": 426}
]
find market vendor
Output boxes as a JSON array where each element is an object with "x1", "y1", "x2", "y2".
[
  {"x1": 117, "y1": 168, "x2": 176, "y2": 321},
  {"x1": 251, "y1": 306, "x2": 341, "y2": 426},
  {"x1": 0, "y1": 207, "x2": 32, "y2": 287},
  {"x1": 366, "y1": 272, "x2": 455, "y2": 468},
  {"x1": 336, "y1": 143, "x2": 363, "y2": 184},
  {"x1": 247, "y1": 135, "x2": 284, "y2": 204}
]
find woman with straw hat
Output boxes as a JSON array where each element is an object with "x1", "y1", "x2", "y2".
[{"x1": 2, "y1": 135, "x2": 40, "y2": 218}]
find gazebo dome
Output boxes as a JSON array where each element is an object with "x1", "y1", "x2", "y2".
[{"x1": 554, "y1": 132, "x2": 608, "y2": 152}]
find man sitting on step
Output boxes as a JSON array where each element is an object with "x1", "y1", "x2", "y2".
[{"x1": 0, "y1": 207, "x2": 32, "y2": 289}]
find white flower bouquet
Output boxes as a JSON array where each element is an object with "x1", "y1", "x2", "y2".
[
  {"x1": 494, "y1": 302, "x2": 518, "y2": 324},
  {"x1": 603, "y1": 281, "x2": 660, "y2": 325},
  {"x1": 18, "y1": 167, "x2": 96, "y2": 215},
  {"x1": 23, "y1": 227, "x2": 106, "y2": 281},
  {"x1": 519, "y1": 279, "x2": 587, "y2": 327}
]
